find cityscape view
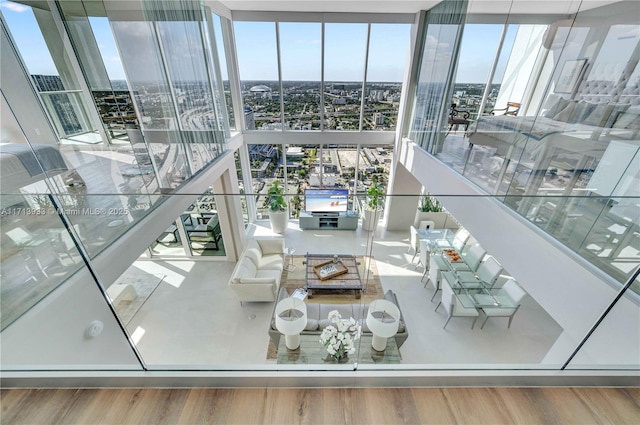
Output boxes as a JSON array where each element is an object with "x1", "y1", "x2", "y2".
[{"x1": 239, "y1": 80, "x2": 403, "y2": 131}]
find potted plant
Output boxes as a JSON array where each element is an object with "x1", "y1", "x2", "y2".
[
  {"x1": 266, "y1": 180, "x2": 288, "y2": 234},
  {"x1": 414, "y1": 193, "x2": 454, "y2": 228},
  {"x1": 362, "y1": 177, "x2": 384, "y2": 232}
]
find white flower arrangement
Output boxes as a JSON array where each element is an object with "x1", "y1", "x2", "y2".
[{"x1": 319, "y1": 309, "x2": 362, "y2": 361}]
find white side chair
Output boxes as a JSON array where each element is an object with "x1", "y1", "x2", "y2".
[
  {"x1": 418, "y1": 240, "x2": 431, "y2": 277},
  {"x1": 408, "y1": 225, "x2": 420, "y2": 263},
  {"x1": 435, "y1": 277, "x2": 479, "y2": 329},
  {"x1": 425, "y1": 254, "x2": 443, "y2": 301},
  {"x1": 451, "y1": 228, "x2": 471, "y2": 252},
  {"x1": 462, "y1": 243, "x2": 486, "y2": 272},
  {"x1": 480, "y1": 278, "x2": 527, "y2": 329},
  {"x1": 475, "y1": 256, "x2": 503, "y2": 288}
]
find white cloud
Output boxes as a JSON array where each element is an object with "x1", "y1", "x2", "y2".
[{"x1": 1, "y1": 1, "x2": 29, "y2": 12}]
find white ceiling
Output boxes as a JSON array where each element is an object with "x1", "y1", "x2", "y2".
[{"x1": 215, "y1": 0, "x2": 619, "y2": 15}]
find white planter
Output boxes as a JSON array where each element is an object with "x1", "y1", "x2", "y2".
[
  {"x1": 362, "y1": 209, "x2": 381, "y2": 232},
  {"x1": 413, "y1": 211, "x2": 459, "y2": 229},
  {"x1": 269, "y1": 209, "x2": 289, "y2": 234}
]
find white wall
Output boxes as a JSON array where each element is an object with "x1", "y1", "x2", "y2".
[
  {"x1": 399, "y1": 142, "x2": 640, "y2": 366},
  {"x1": 0, "y1": 269, "x2": 141, "y2": 369}
]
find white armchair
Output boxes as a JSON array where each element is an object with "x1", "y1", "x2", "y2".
[
  {"x1": 480, "y1": 278, "x2": 527, "y2": 329},
  {"x1": 228, "y1": 237, "x2": 285, "y2": 303}
]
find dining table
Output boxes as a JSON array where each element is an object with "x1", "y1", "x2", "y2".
[{"x1": 441, "y1": 271, "x2": 517, "y2": 310}]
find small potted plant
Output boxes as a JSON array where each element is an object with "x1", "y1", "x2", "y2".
[
  {"x1": 362, "y1": 176, "x2": 384, "y2": 232},
  {"x1": 266, "y1": 180, "x2": 288, "y2": 234}
]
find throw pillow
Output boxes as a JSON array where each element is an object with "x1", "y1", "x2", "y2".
[
  {"x1": 542, "y1": 95, "x2": 570, "y2": 118},
  {"x1": 582, "y1": 103, "x2": 611, "y2": 127},
  {"x1": 256, "y1": 238, "x2": 284, "y2": 255},
  {"x1": 569, "y1": 101, "x2": 597, "y2": 123},
  {"x1": 552, "y1": 101, "x2": 576, "y2": 122},
  {"x1": 305, "y1": 319, "x2": 319, "y2": 331},
  {"x1": 612, "y1": 106, "x2": 640, "y2": 129}
]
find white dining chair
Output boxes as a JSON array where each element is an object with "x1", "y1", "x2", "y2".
[
  {"x1": 418, "y1": 240, "x2": 430, "y2": 277},
  {"x1": 480, "y1": 278, "x2": 527, "y2": 329},
  {"x1": 475, "y1": 256, "x2": 503, "y2": 288},
  {"x1": 435, "y1": 277, "x2": 479, "y2": 329},
  {"x1": 462, "y1": 243, "x2": 486, "y2": 272},
  {"x1": 451, "y1": 228, "x2": 471, "y2": 252},
  {"x1": 408, "y1": 225, "x2": 420, "y2": 263}
]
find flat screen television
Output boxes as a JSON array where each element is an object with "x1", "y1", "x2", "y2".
[{"x1": 305, "y1": 189, "x2": 349, "y2": 212}]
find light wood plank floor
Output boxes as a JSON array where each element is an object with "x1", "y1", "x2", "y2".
[{"x1": 1, "y1": 387, "x2": 639, "y2": 424}]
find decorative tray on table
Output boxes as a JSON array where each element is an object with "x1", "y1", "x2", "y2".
[
  {"x1": 313, "y1": 260, "x2": 349, "y2": 280},
  {"x1": 443, "y1": 248, "x2": 463, "y2": 263}
]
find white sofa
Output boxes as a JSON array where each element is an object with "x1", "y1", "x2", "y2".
[{"x1": 228, "y1": 237, "x2": 286, "y2": 302}]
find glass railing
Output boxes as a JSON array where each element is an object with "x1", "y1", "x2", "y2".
[
  {"x1": 431, "y1": 112, "x2": 640, "y2": 285},
  {"x1": 2, "y1": 193, "x2": 637, "y2": 372}
]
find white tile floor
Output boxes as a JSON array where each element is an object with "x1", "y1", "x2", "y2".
[{"x1": 124, "y1": 221, "x2": 563, "y2": 369}]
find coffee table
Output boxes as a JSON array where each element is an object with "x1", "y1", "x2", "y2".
[
  {"x1": 304, "y1": 253, "x2": 363, "y2": 299},
  {"x1": 277, "y1": 334, "x2": 400, "y2": 365}
]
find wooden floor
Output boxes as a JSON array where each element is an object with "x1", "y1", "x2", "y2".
[{"x1": 1, "y1": 387, "x2": 639, "y2": 424}]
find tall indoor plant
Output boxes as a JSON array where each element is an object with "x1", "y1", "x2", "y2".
[
  {"x1": 266, "y1": 180, "x2": 288, "y2": 234},
  {"x1": 362, "y1": 177, "x2": 384, "y2": 232}
]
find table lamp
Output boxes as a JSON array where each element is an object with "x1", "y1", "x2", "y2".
[
  {"x1": 275, "y1": 297, "x2": 308, "y2": 350},
  {"x1": 366, "y1": 299, "x2": 400, "y2": 351}
]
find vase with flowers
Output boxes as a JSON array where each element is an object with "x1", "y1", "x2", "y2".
[{"x1": 319, "y1": 310, "x2": 362, "y2": 362}]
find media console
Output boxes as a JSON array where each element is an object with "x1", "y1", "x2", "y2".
[{"x1": 298, "y1": 211, "x2": 358, "y2": 230}]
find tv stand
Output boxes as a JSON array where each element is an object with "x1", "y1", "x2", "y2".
[{"x1": 299, "y1": 211, "x2": 358, "y2": 230}]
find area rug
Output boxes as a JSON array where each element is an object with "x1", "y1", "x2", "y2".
[
  {"x1": 281, "y1": 255, "x2": 383, "y2": 304},
  {"x1": 267, "y1": 255, "x2": 384, "y2": 360}
]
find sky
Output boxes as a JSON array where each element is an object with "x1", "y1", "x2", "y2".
[{"x1": 2, "y1": 0, "x2": 522, "y2": 85}]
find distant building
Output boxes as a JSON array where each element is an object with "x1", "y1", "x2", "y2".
[
  {"x1": 249, "y1": 84, "x2": 272, "y2": 99},
  {"x1": 244, "y1": 106, "x2": 255, "y2": 130},
  {"x1": 332, "y1": 98, "x2": 346, "y2": 105},
  {"x1": 32, "y1": 74, "x2": 65, "y2": 91},
  {"x1": 374, "y1": 113, "x2": 386, "y2": 126}
]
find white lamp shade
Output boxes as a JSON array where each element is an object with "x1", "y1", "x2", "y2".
[
  {"x1": 275, "y1": 297, "x2": 307, "y2": 336},
  {"x1": 366, "y1": 299, "x2": 400, "y2": 338}
]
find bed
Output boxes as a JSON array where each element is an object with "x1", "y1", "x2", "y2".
[{"x1": 466, "y1": 98, "x2": 640, "y2": 170}]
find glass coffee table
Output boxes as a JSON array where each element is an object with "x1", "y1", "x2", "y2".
[
  {"x1": 277, "y1": 334, "x2": 401, "y2": 365},
  {"x1": 304, "y1": 253, "x2": 363, "y2": 299}
]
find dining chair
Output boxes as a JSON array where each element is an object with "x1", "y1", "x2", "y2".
[
  {"x1": 480, "y1": 278, "x2": 527, "y2": 329},
  {"x1": 451, "y1": 228, "x2": 471, "y2": 252},
  {"x1": 462, "y1": 243, "x2": 487, "y2": 272},
  {"x1": 408, "y1": 225, "x2": 420, "y2": 263},
  {"x1": 418, "y1": 240, "x2": 430, "y2": 277},
  {"x1": 435, "y1": 277, "x2": 479, "y2": 329},
  {"x1": 475, "y1": 255, "x2": 503, "y2": 288},
  {"x1": 425, "y1": 254, "x2": 443, "y2": 301}
]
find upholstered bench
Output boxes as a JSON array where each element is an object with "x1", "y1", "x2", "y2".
[{"x1": 268, "y1": 287, "x2": 408, "y2": 348}]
